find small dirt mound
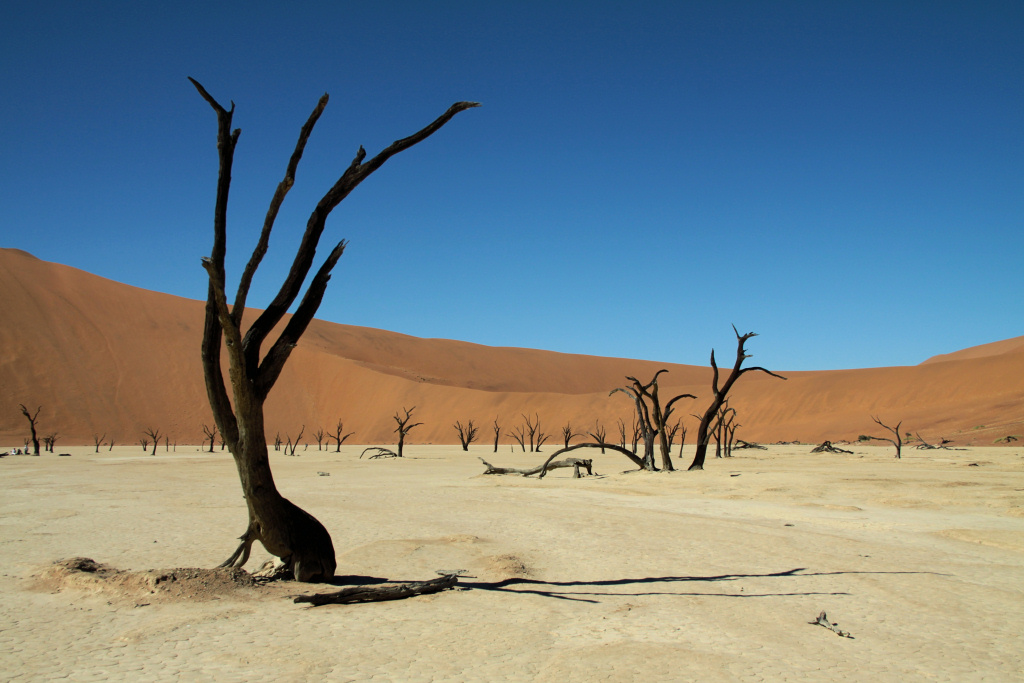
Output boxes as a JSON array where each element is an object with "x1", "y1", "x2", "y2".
[
  {"x1": 35, "y1": 557, "x2": 262, "y2": 603},
  {"x1": 486, "y1": 553, "x2": 533, "y2": 579}
]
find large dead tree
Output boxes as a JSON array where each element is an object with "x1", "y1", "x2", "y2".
[
  {"x1": 18, "y1": 404, "x2": 41, "y2": 456},
  {"x1": 192, "y1": 78, "x2": 477, "y2": 582},
  {"x1": 612, "y1": 371, "x2": 695, "y2": 471},
  {"x1": 688, "y1": 328, "x2": 786, "y2": 471}
]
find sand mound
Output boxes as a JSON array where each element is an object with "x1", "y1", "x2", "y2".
[{"x1": 34, "y1": 557, "x2": 260, "y2": 603}]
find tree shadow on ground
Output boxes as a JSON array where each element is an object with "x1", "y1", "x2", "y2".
[{"x1": 456, "y1": 567, "x2": 943, "y2": 603}]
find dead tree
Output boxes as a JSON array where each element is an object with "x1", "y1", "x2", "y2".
[
  {"x1": 561, "y1": 421, "x2": 583, "y2": 449},
  {"x1": 453, "y1": 420, "x2": 479, "y2": 451},
  {"x1": 192, "y1": 78, "x2": 477, "y2": 581},
  {"x1": 867, "y1": 416, "x2": 903, "y2": 459},
  {"x1": 491, "y1": 417, "x2": 501, "y2": 452},
  {"x1": 673, "y1": 421, "x2": 688, "y2": 456},
  {"x1": 688, "y1": 328, "x2": 786, "y2": 471},
  {"x1": 44, "y1": 432, "x2": 58, "y2": 453},
  {"x1": 92, "y1": 433, "x2": 106, "y2": 453},
  {"x1": 536, "y1": 431, "x2": 550, "y2": 452},
  {"x1": 18, "y1": 404, "x2": 41, "y2": 455},
  {"x1": 328, "y1": 420, "x2": 354, "y2": 452},
  {"x1": 273, "y1": 433, "x2": 282, "y2": 452},
  {"x1": 616, "y1": 419, "x2": 627, "y2": 449},
  {"x1": 139, "y1": 438, "x2": 149, "y2": 452},
  {"x1": 522, "y1": 413, "x2": 540, "y2": 452},
  {"x1": 667, "y1": 419, "x2": 685, "y2": 455},
  {"x1": 588, "y1": 421, "x2": 608, "y2": 454},
  {"x1": 108, "y1": 438, "x2": 115, "y2": 451},
  {"x1": 285, "y1": 426, "x2": 305, "y2": 456},
  {"x1": 202, "y1": 423, "x2": 218, "y2": 452},
  {"x1": 714, "y1": 404, "x2": 736, "y2": 458},
  {"x1": 393, "y1": 407, "x2": 422, "y2": 458},
  {"x1": 143, "y1": 427, "x2": 161, "y2": 455},
  {"x1": 313, "y1": 427, "x2": 326, "y2": 451},
  {"x1": 612, "y1": 371, "x2": 696, "y2": 471},
  {"x1": 725, "y1": 419, "x2": 739, "y2": 457},
  {"x1": 507, "y1": 424, "x2": 527, "y2": 452}
]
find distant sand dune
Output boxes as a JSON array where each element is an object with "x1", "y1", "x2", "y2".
[{"x1": 2, "y1": 248, "x2": 1022, "y2": 447}]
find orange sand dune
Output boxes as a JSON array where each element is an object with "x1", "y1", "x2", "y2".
[{"x1": 2, "y1": 248, "x2": 1021, "y2": 449}]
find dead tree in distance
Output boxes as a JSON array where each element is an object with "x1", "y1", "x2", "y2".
[
  {"x1": 588, "y1": 421, "x2": 608, "y2": 454},
  {"x1": 143, "y1": 427, "x2": 161, "y2": 455},
  {"x1": 202, "y1": 423, "x2": 218, "y2": 453},
  {"x1": 867, "y1": 416, "x2": 903, "y2": 459},
  {"x1": 561, "y1": 421, "x2": 583, "y2": 449},
  {"x1": 453, "y1": 420, "x2": 479, "y2": 451},
  {"x1": 313, "y1": 427, "x2": 326, "y2": 451},
  {"x1": 328, "y1": 420, "x2": 354, "y2": 452},
  {"x1": 192, "y1": 78, "x2": 477, "y2": 581},
  {"x1": 18, "y1": 404, "x2": 41, "y2": 455},
  {"x1": 43, "y1": 432, "x2": 58, "y2": 453},
  {"x1": 492, "y1": 417, "x2": 501, "y2": 452},
  {"x1": 393, "y1": 407, "x2": 422, "y2": 458},
  {"x1": 507, "y1": 423, "x2": 527, "y2": 452},
  {"x1": 688, "y1": 328, "x2": 786, "y2": 471},
  {"x1": 93, "y1": 433, "x2": 106, "y2": 453}
]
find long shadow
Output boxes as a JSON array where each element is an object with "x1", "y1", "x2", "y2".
[{"x1": 456, "y1": 567, "x2": 942, "y2": 603}]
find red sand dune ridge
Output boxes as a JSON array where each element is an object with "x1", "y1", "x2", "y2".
[{"x1": 2, "y1": 248, "x2": 1022, "y2": 448}]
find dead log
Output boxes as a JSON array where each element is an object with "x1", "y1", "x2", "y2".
[
  {"x1": 732, "y1": 440, "x2": 767, "y2": 450},
  {"x1": 810, "y1": 441, "x2": 853, "y2": 454},
  {"x1": 478, "y1": 457, "x2": 593, "y2": 477},
  {"x1": 808, "y1": 610, "x2": 853, "y2": 638},
  {"x1": 294, "y1": 573, "x2": 458, "y2": 606}
]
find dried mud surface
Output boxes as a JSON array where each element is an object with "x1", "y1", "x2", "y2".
[{"x1": 2, "y1": 444, "x2": 1023, "y2": 681}]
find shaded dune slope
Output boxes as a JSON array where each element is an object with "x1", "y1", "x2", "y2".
[{"x1": 2, "y1": 249, "x2": 1021, "y2": 447}]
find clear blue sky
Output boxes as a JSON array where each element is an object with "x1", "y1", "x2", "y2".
[{"x1": 3, "y1": 1, "x2": 1021, "y2": 370}]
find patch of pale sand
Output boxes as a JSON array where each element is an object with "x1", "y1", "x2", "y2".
[{"x1": 1, "y1": 444, "x2": 1023, "y2": 681}]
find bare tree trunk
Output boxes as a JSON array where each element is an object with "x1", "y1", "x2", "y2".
[
  {"x1": 19, "y1": 404, "x2": 41, "y2": 455},
  {"x1": 689, "y1": 328, "x2": 785, "y2": 471},
  {"x1": 192, "y1": 79, "x2": 476, "y2": 581}
]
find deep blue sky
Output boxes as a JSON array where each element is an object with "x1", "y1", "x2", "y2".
[{"x1": 3, "y1": 1, "x2": 1021, "y2": 370}]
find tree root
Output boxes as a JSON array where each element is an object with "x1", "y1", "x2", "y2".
[
  {"x1": 360, "y1": 447, "x2": 400, "y2": 459},
  {"x1": 294, "y1": 572, "x2": 459, "y2": 606},
  {"x1": 478, "y1": 457, "x2": 593, "y2": 478},
  {"x1": 217, "y1": 526, "x2": 256, "y2": 569},
  {"x1": 810, "y1": 441, "x2": 854, "y2": 454}
]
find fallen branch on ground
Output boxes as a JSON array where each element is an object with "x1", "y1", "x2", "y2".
[
  {"x1": 810, "y1": 441, "x2": 854, "y2": 454},
  {"x1": 478, "y1": 457, "x2": 593, "y2": 478},
  {"x1": 733, "y1": 440, "x2": 767, "y2": 450},
  {"x1": 360, "y1": 447, "x2": 400, "y2": 459},
  {"x1": 294, "y1": 572, "x2": 459, "y2": 606},
  {"x1": 809, "y1": 610, "x2": 853, "y2": 638}
]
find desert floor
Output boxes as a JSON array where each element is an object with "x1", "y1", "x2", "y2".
[{"x1": 1, "y1": 443, "x2": 1022, "y2": 682}]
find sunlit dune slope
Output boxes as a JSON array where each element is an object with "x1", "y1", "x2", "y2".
[{"x1": 2, "y1": 248, "x2": 1021, "y2": 447}]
